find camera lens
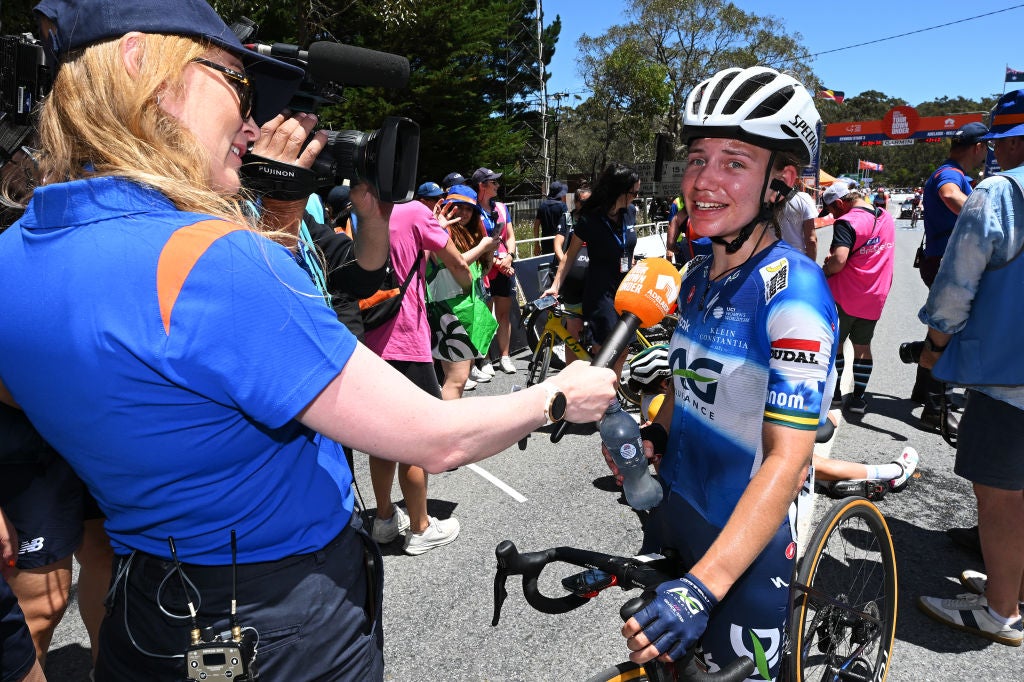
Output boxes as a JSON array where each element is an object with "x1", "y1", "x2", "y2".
[{"x1": 898, "y1": 341, "x2": 925, "y2": 364}]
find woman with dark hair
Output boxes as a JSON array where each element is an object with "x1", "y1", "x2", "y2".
[{"x1": 543, "y1": 163, "x2": 640, "y2": 367}]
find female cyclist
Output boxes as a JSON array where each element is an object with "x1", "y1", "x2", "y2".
[{"x1": 621, "y1": 66, "x2": 838, "y2": 680}]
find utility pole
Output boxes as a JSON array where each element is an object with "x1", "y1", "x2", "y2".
[{"x1": 550, "y1": 91, "x2": 567, "y2": 181}]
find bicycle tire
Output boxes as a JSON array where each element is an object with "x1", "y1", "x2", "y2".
[
  {"x1": 526, "y1": 307, "x2": 567, "y2": 371},
  {"x1": 526, "y1": 333, "x2": 553, "y2": 388},
  {"x1": 791, "y1": 496, "x2": 897, "y2": 682},
  {"x1": 584, "y1": 661, "x2": 649, "y2": 682}
]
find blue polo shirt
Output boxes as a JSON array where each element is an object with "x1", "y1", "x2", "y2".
[{"x1": 0, "y1": 177, "x2": 356, "y2": 564}]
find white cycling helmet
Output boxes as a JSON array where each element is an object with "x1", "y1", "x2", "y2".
[
  {"x1": 628, "y1": 344, "x2": 671, "y2": 387},
  {"x1": 683, "y1": 66, "x2": 820, "y2": 165}
]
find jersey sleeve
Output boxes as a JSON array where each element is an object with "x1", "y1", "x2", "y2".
[
  {"x1": 159, "y1": 230, "x2": 357, "y2": 429},
  {"x1": 760, "y1": 258, "x2": 837, "y2": 430}
]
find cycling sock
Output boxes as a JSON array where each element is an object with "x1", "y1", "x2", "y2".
[
  {"x1": 987, "y1": 606, "x2": 1022, "y2": 626},
  {"x1": 852, "y1": 358, "x2": 873, "y2": 397},
  {"x1": 834, "y1": 356, "x2": 845, "y2": 399},
  {"x1": 865, "y1": 463, "x2": 902, "y2": 481}
]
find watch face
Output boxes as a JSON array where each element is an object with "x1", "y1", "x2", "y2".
[{"x1": 550, "y1": 392, "x2": 568, "y2": 422}]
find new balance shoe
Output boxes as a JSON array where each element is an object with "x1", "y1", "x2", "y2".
[
  {"x1": 499, "y1": 356, "x2": 517, "y2": 374},
  {"x1": 918, "y1": 592, "x2": 1023, "y2": 646},
  {"x1": 404, "y1": 516, "x2": 460, "y2": 555},
  {"x1": 470, "y1": 366, "x2": 492, "y2": 383},
  {"x1": 845, "y1": 394, "x2": 868, "y2": 415},
  {"x1": 888, "y1": 447, "x2": 919, "y2": 492},
  {"x1": 371, "y1": 504, "x2": 410, "y2": 544}
]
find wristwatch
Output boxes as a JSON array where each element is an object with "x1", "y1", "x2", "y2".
[
  {"x1": 541, "y1": 383, "x2": 567, "y2": 426},
  {"x1": 924, "y1": 336, "x2": 947, "y2": 353}
]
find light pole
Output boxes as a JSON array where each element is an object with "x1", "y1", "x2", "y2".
[{"x1": 550, "y1": 92, "x2": 567, "y2": 181}]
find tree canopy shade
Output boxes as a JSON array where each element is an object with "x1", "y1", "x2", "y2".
[{"x1": 566, "y1": 0, "x2": 814, "y2": 181}]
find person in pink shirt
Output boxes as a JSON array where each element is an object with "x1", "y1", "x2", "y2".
[
  {"x1": 363, "y1": 198, "x2": 472, "y2": 555},
  {"x1": 821, "y1": 181, "x2": 896, "y2": 415}
]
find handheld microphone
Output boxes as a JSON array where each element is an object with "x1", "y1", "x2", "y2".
[
  {"x1": 249, "y1": 42, "x2": 410, "y2": 88},
  {"x1": 551, "y1": 258, "x2": 681, "y2": 442}
]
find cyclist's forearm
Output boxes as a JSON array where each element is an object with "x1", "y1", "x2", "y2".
[{"x1": 688, "y1": 428, "x2": 812, "y2": 600}]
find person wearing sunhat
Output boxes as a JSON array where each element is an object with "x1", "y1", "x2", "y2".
[
  {"x1": 916, "y1": 89, "x2": 1024, "y2": 648},
  {"x1": 0, "y1": 1, "x2": 619, "y2": 679}
]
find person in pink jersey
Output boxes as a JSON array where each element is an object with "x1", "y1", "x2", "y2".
[
  {"x1": 363, "y1": 199, "x2": 472, "y2": 555},
  {"x1": 820, "y1": 180, "x2": 896, "y2": 415}
]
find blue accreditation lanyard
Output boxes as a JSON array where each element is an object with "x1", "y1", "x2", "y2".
[{"x1": 603, "y1": 215, "x2": 629, "y2": 272}]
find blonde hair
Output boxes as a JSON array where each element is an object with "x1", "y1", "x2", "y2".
[{"x1": 31, "y1": 33, "x2": 285, "y2": 240}]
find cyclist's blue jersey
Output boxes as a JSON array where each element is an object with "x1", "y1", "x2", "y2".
[{"x1": 662, "y1": 240, "x2": 837, "y2": 528}]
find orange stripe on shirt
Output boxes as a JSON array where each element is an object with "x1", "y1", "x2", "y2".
[{"x1": 157, "y1": 220, "x2": 248, "y2": 335}]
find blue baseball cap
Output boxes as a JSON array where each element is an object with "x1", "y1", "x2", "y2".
[
  {"x1": 548, "y1": 181, "x2": 568, "y2": 199},
  {"x1": 951, "y1": 121, "x2": 989, "y2": 146},
  {"x1": 442, "y1": 184, "x2": 478, "y2": 208},
  {"x1": 441, "y1": 172, "x2": 465, "y2": 189},
  {"x1": 982, "y1": 90, "x2": 1024, "y2": 140},
  {"x1": 34, "y1": 0, "x2": 304, "y2": 125},
  {"x1": 416, "y1": 182, "x2": 443, "y2": 198}
]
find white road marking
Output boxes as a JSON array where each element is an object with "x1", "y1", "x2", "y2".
[{"x1": 467, "y1": 463, "x2": 528, "y2": 503}]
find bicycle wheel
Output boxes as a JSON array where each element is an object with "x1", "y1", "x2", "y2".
[
  {"x1": 584, "y1": 661, "x2": 649, "y2": 682},
  {"x1": 791, "y1": 496, "x2": 897, "y2": 682},
  {"x1": 526, "y1": 308, "x2": 566, "y2": 370},
  {"x1": 526, "y1": 333, "x2": 553, "y2": 388}
]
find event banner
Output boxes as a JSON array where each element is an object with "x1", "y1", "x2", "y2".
[{"x1": 825, "y1": 106, "x2": 984, "y2": 145}]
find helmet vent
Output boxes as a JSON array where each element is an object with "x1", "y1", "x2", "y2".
[
  {"x1": 723, "y1": 72, "x2": 775, "y2": 115},
  {"x1": 750, "y1": 85, "x2": 795, "y2": 119},
  {"x1": 707, "y1": 71, "x2": 740, "y2": 113}
]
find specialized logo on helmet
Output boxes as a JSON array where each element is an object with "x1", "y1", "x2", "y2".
[{"x1": 789, "y1": 113, "x2": 819, "y2": 158}]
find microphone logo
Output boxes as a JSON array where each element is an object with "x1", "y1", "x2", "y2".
[{"x1": 614, "y1": 258, "x2": 681, "y2": 327}]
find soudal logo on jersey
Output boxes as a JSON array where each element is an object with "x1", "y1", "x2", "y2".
[{"x1": 770, "y1": 338, "x2": 821, "y2": 364}]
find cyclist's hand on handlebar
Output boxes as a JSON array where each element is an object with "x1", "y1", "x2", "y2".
[
  {"x1": 545, "y1": 362, "x2": 616, "y2": 424},
  {"x1": 622, "y1": 573, "x2": 717, "y2": 664}
]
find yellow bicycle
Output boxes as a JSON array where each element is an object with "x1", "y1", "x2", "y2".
[{"x1": 520, "y1": 296, "x2": 674, "y2": 407}]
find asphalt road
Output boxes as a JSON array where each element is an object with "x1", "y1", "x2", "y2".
[{"x1": 46, "y1": 216, "x2": 1020, "y2": 681}]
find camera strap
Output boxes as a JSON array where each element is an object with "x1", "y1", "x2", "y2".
[{"x1": 240, "y1": 153, "x2": 320, "y2": 200}]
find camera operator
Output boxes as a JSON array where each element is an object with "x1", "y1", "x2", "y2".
[
  {"x1": 0, "y1": 3, "x2": 616, "y2": 681},
  {"x1": 915, "y1": 90, "x2": 1024, "y2": 647}
]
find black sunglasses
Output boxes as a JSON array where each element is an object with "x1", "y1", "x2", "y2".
[{"x1": 191, "y1": 58, "x2": 255, "y2": 120}]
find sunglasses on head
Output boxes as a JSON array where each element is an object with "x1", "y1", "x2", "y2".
[{"x1": 191, "y1": 58, "x2": 255, "y2": 120}]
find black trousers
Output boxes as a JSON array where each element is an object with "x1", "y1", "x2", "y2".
[{"x1": 95, "y1": 516, "x2": 384, "y2": 682}]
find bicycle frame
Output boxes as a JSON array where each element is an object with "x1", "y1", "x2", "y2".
[{"x1": 536, "y1": 307, "x2": 590, "y2": 362}]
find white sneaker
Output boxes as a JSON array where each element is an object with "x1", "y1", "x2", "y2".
[
  {"x1": 470, "y1": 366, "x2": 492, "y2": 383},
  {"x1": 463, "y1": 378, "x2": 477, "y2": 391},
  {"x1": 888, "y1": 446, "x2": 919, "y2": 492},
  {"x1": 918, "y1": 592, "x2": 1023, "y2": 646},
  {"x1": 371, "y1": 504, "x2": 410, "y2": 544},
  {"x1": 480, "y1": 362, "x2": 496, "y2": 376},
  {"x1": 499, "y1": 356, "x2": 517, "y2": 374},
  {"x1": 403, "y1": 516, "x2": 460, "y2": 555}
]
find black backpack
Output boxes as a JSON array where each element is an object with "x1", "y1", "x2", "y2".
[{"x1": 358, "y1": 251, "x2": 424, "y2": 330}]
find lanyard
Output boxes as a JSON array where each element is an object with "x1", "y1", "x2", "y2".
[{"x1": 603, "y1": 215, "x2": 627, "y2": 251}]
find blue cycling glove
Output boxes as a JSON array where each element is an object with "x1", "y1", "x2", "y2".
[{"x1": 633, "y1": 573, "x2": 717, "y2": 661}]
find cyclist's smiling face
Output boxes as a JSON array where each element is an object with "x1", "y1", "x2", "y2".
[{"x1": 683, "y1": 137, "x2": 774, "y2": 241}]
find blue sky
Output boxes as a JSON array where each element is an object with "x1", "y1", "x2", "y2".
[{"x1": 542, "y1": 0, "x2": 1024, "y2": 108}]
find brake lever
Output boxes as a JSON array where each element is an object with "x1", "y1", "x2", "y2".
[{"x1": 492, "y1": 540, "x2": 518, "y2": 626}]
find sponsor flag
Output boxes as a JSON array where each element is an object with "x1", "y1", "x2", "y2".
[
  {"x1": 858, "y1": 159, "x2": 884, "y2": 172},
  {"x1": 1007, "y1": 66, "x2": 1024, "y2": 83},
  {"x1": 818, "y1": 89, "x2": 845, "y2": 103}
]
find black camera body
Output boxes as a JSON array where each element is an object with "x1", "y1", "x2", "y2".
[
  {"x1": 899, "y1": 341, "x2": 925, "y2": 364},
  {"x1": 231, "y1": 20, "x2": 419, "y2": 203},
  {"x1": 0, "y1": 33, "x2": 52, "y2": 163}
]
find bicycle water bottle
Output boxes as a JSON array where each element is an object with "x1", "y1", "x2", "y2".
[{"x1": 600, "y1": 399, "x2": 663, "y2": 510}]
